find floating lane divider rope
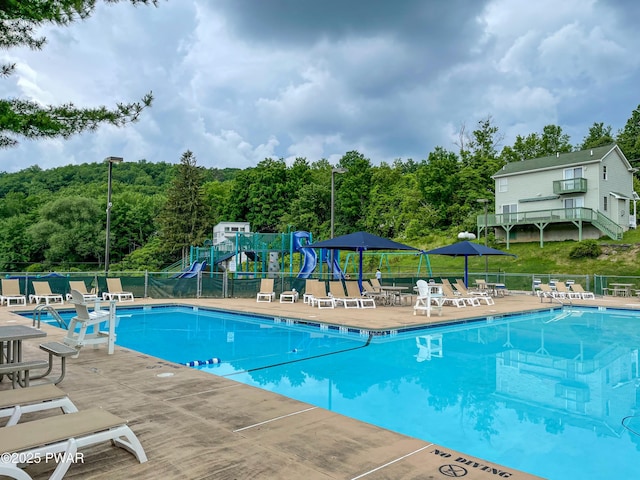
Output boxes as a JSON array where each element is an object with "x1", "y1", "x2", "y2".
[
  {"x1": 224, "y1": 333, "x2": 374, "y2": 377},
  {"x1": 184, "y1": 358, "x2": 221, "y2": 366}
]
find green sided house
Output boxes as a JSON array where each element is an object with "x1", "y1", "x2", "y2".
[{"x1": 479, "y1": 144, "x2": 638, "y2": 248}]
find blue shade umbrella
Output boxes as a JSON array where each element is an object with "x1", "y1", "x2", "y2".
[
  {"x1": 301, "y1": 231, "x2": 420, "y2": 289},
  {"x1": 424, "y1": 241, "x2": 516, "y2": 287}
]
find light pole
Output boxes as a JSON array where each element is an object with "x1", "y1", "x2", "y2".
[
  {"x1": 477, "y1": 198, "x2": 489, "y2": 276},
  {"x1": 330, "y1": 167, "x2": 347, "y2": 276},
  {"x1": 105, "y1": 156, "x2": 123, "y2": 275}
]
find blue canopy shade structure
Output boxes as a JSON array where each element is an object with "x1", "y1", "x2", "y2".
[
  {"x1": 424, "y1": 241, "x2": 516, "y2": 287},
  {"x1": 301, "y1": 231, "x2": 420, "y2": 289}
]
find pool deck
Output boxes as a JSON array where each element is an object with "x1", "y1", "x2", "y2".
[{"x1": 2, "y1": 292, "x2": 638, "y2": 479}]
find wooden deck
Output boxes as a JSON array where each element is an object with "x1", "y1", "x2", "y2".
[{"x1": 2, "y1": 292, "x2": 638, "y2": 479}]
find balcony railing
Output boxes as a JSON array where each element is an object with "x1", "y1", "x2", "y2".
[
  {"x1": 553, "y1": 177, "x2": 587, "y2": 194},
  {"x1": 477, "y1": 207, "x2": 624, "y2": 240}
]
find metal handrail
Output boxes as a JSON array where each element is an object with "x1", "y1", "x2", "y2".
[{"x1": 32, "y1": 304, "x2": 68, "y2": 329}]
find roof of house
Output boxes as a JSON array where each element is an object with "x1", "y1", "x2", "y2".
[{"x1": 493, "y1": 144, "x2": 624, "y2": 178}]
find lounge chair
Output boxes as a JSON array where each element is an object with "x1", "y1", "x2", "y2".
[
  {"x1": 440, "y1": 281, "x2": 473, "y2": 307},
  {"x1": 361, "y1": 281, "x2": 386, "y2": 305},
  {"x1": 0, "y1": 384, "x2": 79, "y2": 427},
  {"x1": 345, "y1": 281, "x2": 376, "y2": 308},
  {"x1": 279, "y1": 288, "x2": 299, "y2": 303},
  {"x1": 370, "y1": 277, "x2": 383, "y2": 292},
  {"x1": 102, "y1": 278, "x2": 134, "y2": 302},
  {"x1": 454, "y1": 279, "x2": 494, "y2": 305},
  {"x1": 0, "y1": 407, "x2": 147, "y2": 479},
  {"x1": 302, "y1": 279, "x2": 318, "y2": 304},
  {"x1": 0, "y1": 279, "x2": 27, "y2": 306},
  {"x1": 66, "y1": 281, "x2": 98, "y2": 302},
  {"x1": 256, "y1": 278, "x2": 275, "y2": 302},
  {"x1": 553, "y1": 282, "x2": 576, "y2": 298},
  {"x1": 307, "y1": 281, "x2": 335, "y2": 309},
  {"x1": 29, "y1": 281, "x2": 64, "y2": 305},
  {"x1": 537, "y1": 283, "x2": 559, "y2": 299},
  {"x1": 413, "y1": 280, "x2": 444, "y2": 317},
  {"x1": 571, "y1": 283, "x2": 595, "y2": 299},
  {"x1": 329, "y1": 281, "x2": 360, "y2": 308}
]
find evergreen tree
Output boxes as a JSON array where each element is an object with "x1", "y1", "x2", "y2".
[
  {"x1": 159, "y1": 151, "x2": 207, "y2": 264},
  {"x1": 617, "y1": 104, "x2": 640, "y2": 161},
  {"x1": 0, "y1": 1, "x2": 157, "y2": 148}
]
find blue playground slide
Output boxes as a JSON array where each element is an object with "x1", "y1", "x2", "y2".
[
  {"x1": 321, "y1": 249, "x2": 344, "y2": 280},
  {"x1": 175, "y1": 261, "x2": 206, "y2": 278},
  {"x1": 292, "y1": 231, "x2": 317, "y2": 278}
]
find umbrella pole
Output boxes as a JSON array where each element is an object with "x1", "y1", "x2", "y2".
[
  {"x1": 464, "y1": 257, "x2": 469, "y2": 287},
  {"x1": 358, "y1": 250, "x2": 364, "y2": 292}
]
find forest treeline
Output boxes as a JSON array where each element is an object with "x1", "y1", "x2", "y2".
[{"x1": 2, "y1": 111, "x2": 640, "y2": 273}]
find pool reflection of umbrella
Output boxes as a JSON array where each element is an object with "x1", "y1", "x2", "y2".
[
  {"x1": 301, "y1": 231, "x2": 420, "y2": 290},
  {"x1": 424, "y1": 241, "x2": 515, "y2": 287}
]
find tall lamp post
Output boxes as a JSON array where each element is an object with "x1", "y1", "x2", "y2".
[
  {"x1": 330, "y1": 168, "x2": 347, "y2": 276},
  {"x1": 105, "y1": 156, "x2": 123, "y2": 275},
  {"x1": 477, "y1": 198, "x2": 489, "y2": 276}
]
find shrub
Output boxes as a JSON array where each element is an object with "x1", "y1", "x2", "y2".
[{"x1": 569, "y1": 240, "x2": 602, "y2": 259}]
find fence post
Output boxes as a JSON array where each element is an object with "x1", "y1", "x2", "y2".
[{"x1": 223, "y1": 271, "x2": 228, "y2": 298}]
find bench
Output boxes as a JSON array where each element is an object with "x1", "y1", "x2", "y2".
[
  {"x1": 31, "y1": 341, "x2": 78, "y2": 385},
  {"x1": 0, "y1": 360, "x2": 49, "y2": 388}
]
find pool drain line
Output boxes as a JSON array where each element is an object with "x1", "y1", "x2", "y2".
[{"x1": 223, "y1": 333, "x2": 374, "y2": 377}]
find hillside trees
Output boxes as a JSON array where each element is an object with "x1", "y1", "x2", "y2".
[
  {"x1": 617, "y1": 104, "x2": 640, "y2": 161},
  {"x1": 158, "y1": 151, "x2": 208, "y2": 264},
  {"x1": 500, "y1": 124, "x2": 572, "y2": 163},
  {"x1": 579, "y1": 122, "x2": 615, "y2": 150},
  {"x1": 27, "y1": 196, "x2": 104, "y2": 266},
  {"x1": 334, "y1": 151, "x2": 372, "y2": 236}
]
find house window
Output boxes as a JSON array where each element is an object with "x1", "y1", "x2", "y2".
[
  {"x1": 603, "y1": 197, "x2": 608, "y2": 211},
  {"x1": 563, "y1": 167, "x2": 583, "y2": 190},
  {"x1": 498, "y1": 178, "x2": 508, "y2": 193},
  {"x1": 603, "y1": 165, "x2": 607, "y2": 180},
  {"x1": 564, "y1": 197, "x2": 584, "y2": 209},
  {"x1": 502, "y1": 203, "x2": 517, "y2": 222}
]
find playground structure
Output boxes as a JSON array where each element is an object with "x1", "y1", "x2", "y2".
[{"x1": 188, "y1": 231, "x2": 432, "y2": 279}]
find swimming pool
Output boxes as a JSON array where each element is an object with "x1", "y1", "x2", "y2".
[{"x1": 35, "y1": 305, "x2": 640, "y2": 479}]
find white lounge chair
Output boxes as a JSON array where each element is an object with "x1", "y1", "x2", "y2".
[
  {"x1": 307, "y1": 281, "x2": 335, "y2": 309},
  {"x1": 66, "y1": 281, "x2": 98, "y2": 302},
  {"x1": 440, "y1": 281, "x2": 473, "y2": 307},
  {"x1": 329, "y1": 281, "x2": 360, "y2": 308},
  {"x1": 0, "y1": 408, "x2": 147, "y2": 479},
  {"x1": 29, "y1": 281, "x2": 64, "y2": 305},
  {"x1": 256, "y1": 278, "x2": 275, "y2": 302},
  {"x1": 361, "y1": 281, "x2": 386, "y2": 305},
  {"x1": 102, "y1": 278, "x2": 134, "y2": 302},
  {"x1": 345, "y1": 281, "x2": 376, "y2": 308},
  {"x1": 0, "y1": 384, "x2": 79, "y2": 427},
  {"x1": 302, "y1": 279, "x2": 318, "y2": 304},
  {"x1": 0, "y1": 279, "x2": 27, "y2": 306},
  {"x1": 571, "y1": 283, "x2": 595, "y2": 299},
  {"x1": 454, "y1": 279, "x2": 494, "y2": 305}
]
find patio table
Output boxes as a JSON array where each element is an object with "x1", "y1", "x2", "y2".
[{"x1": 609, "y1": 283, "x2": 634, "y2": 297}]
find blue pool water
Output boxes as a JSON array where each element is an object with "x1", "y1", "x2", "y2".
[{"x1": 36, "y1": 305, "x2": 640, "y2": 479}]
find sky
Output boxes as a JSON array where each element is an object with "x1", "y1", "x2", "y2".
[{"x1": 1, "y1": 0, "x2": 640, "y2": 173}]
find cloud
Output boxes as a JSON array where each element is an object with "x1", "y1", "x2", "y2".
[{"x1": 1, "y1": 0, "x2": 640, "y2": 173}]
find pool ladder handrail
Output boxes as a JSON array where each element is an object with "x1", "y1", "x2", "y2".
[{"x1": 33, "y1": 304, "x2": 68, "y2": 330}]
